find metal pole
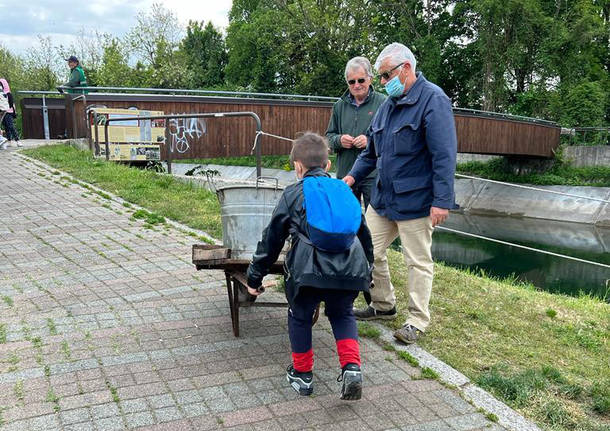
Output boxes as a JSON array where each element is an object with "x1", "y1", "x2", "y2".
[
  {"x1": 93, "y1": 112, "x2": 100, "y2": 156},
  {"x1": 42, "y1": 96, "x2": 50, "y2": 140},
  {"x1": 254, "y1": 132, "x2": 262, "y2": 178},
  {"x1": 104, "y1": 122, "x2": 110, "y2": 161},
  {"x1": 164, "y1": 124, "x2": 172, "y2": 174}
]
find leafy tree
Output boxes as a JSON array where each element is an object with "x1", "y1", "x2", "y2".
[
  {"x1": 126, "y1": 2, "x2": 182, "y2": 65},
  {"x1": 94, "y1": 38, "x2": 134, "y2": 87},
  {"x1": 23, "y1": 36, "x2": 60, "y2": 91},
  {"x1": 181, "y1": 21, "x2": 228, "y2": 88}
]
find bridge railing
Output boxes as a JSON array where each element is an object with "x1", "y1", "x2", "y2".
[{"x1": 561, "y1": 127, "x2": 610, "y2": 146}]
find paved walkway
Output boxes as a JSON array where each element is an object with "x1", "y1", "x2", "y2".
[{"x1": 0, "y1": 146, "x2": 507, "y2": 430}]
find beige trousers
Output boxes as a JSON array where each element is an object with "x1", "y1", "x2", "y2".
[{"x1": 365, "y1": 206, "x2": 434, "y2": 331}]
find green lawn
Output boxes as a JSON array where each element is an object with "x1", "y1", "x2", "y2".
[
  {"x1": 23, "y1": 143, "x2": 610, "y2": 431},
  {"x1": 354, "y1": 252, "x2": 609, "y2": 431}
]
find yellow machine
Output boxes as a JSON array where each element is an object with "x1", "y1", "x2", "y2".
[{"x1": 90, "y1": 108, "x2": 165, "y2": 161}]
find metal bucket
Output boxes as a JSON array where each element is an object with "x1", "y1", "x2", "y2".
[{"x1": 216, "y1": 177, "x2": 285, "y2": 260}]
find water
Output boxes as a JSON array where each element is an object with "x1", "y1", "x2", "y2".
[{"x1": 429, "y1": 214, "x2": 610, "y2": 300}]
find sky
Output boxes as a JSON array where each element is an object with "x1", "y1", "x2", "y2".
[{"x1": 0, "y1": 0, "x2": 233, "y2": 56}]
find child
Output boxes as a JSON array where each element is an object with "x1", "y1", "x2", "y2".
[
  {"x1": 246, "y1": 132, "x2": 374, "y2": 400},
  {"x1": 0, "y1": 79, "x2": 21, "y2": 147}
]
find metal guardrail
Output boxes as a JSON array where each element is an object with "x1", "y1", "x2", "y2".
[
  {"x1": 55, "y1": 86, "x2": 338, "y2": 102},
  {"x1": 97, "y1": 111, "x2": 264, "y2": 176},
  {"x1": 562, "y1": 127, "x2": 610, "y2": 146},
  {"x1": 452, "y1": 107, "x2": 559, "y2": 127}
]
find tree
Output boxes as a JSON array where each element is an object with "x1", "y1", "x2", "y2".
[
  {"x1": 95, "y1": 38, "x2": 134, "y2": 87},
  {"x1": 23, "y1": 36, "x2": 61, "y2": 91},
  {"x1": 126, "y1": 2, "x2": 182, "y2": 65},
  {"x1": 180, "y1": 21, "x2": 228, "y2": 88}
]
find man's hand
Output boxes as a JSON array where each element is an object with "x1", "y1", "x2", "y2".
[
  {"x1": 343, "y1": 175, "x2": 355, "y2": 187},
  {"x1": 353, "y1": 134, "x2": 368, "y2": 149},
  {"x1": 340, "y1": 134, "x2": 354, "y2": 148},
  {"x1": 247, "y1": 286, "x2": 264, "y2": 296},
  {"x1": 429, "y1": 207, "x2": 449, "y2": 227}
]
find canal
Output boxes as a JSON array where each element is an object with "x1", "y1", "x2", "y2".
[{"x1": 430, "y1": 214, "x2": 610, "y2": 300}]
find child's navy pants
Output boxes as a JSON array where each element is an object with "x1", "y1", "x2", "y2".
[{"x1": 288, "y1": 287, "x2": 360, "y2": 372}]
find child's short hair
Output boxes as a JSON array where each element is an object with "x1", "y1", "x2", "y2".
[{"x1": 289, "y1": 132, "x2": 329, "y2": 170}]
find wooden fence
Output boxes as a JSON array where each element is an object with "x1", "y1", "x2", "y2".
[{"x1": 21, "y1": 93, "x2": 561, "y2": 158}]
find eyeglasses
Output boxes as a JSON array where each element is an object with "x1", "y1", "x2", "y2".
[
  {"x1": 378, "y1": 63, "x2": 404, "y2": 81},
  {"x1": 347, "y1": 78, "x2": 366, "y2": 85}
]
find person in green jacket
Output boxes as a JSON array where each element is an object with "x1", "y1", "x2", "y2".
[
  {"x1": 64, "y1": 56, "x2": 88, "y2": 94},
  {"x1": 326, "y1": 56, "x2": 386, "y2": 210}
]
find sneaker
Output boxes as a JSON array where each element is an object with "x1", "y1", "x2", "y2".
[
  {"x1": 15, "y1": 141, "x2": 22, "y2": 147},
  {"x1": 393, "y1": 324, "x2": 423, "y2": 345},
  {"x1": 286, "y1": 365, "x2": 313, "y2": 396},
  {"x1": 338, "y1": 363, "x2": 362, "y2": 400},
  {"x1": 0, "y1": 138, "x2": 7, "y2": 150},
  {"x1": 354, "y1": 305, "x2": 396, "y2": 321}
]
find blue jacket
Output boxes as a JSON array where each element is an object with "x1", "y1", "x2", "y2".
[{"x1": 349, "y1": 73, "x2": 457, "y2": 220}]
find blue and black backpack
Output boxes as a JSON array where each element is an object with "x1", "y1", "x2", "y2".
[{"x1": 301, "y1": 176, "x2": 362, "y2": 252}]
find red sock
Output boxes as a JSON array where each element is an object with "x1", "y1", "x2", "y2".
[
  {"x1": 336, "y1": 339, "x2": 360, "y2": 368},
  {"x1": 292, "y1": 348, "x2": 313, "y2": 372}
]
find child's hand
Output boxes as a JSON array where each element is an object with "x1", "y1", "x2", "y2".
[{"x1": 247, "y1": 286, "x2": 264, "y2": 296}]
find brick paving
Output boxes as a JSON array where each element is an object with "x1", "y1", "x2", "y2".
[{"x1": 0, "y1": 148, "x2": 507, "y2": 430}]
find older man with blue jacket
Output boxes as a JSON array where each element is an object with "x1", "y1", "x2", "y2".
[{"x1": 343, "y1": 42, "x2": 457, "y2": 344}]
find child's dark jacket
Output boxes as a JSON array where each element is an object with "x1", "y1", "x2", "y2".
[{"x1": 247, "y1": 168, "x2": 374, "y2": 307}]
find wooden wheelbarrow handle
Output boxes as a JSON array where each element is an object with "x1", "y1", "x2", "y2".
[{"x1": 229, "y1": 271, "x2": 320, "y2": 325}]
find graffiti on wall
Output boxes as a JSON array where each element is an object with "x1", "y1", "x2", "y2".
[{"x1": 167, "y1": 116, "x2": 207, "y2": 153}]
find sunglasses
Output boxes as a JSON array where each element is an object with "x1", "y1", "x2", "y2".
[
  {"x1": 348, "y1": 78, "x2": 367, "y2": 85},
  {"x1": 378, "y1": 62, "x2": 404, "y2": 81}
]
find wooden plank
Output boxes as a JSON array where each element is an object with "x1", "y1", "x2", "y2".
[{"x1": 192, "y1": 244, "x2": 231, "y2": 262}]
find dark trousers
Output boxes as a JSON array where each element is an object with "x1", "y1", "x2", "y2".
[
  {"x1": 352, "y1": 177, "x2": 374, "y2": 211},
  {"x1": 288, "y1": 287, "x2": 360, "y2": 372},
  {"x1": 2, "y1": 114, "x2": 19, "y2": 141}
]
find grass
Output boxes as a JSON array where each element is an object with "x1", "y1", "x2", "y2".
[
  {"x1": 23, "y1": 145, "x2": 222, "y2": 238},
  {"x1": 175, "y1": 152, "x2": 609, "y2": 187},
  {"x1": 456, "y1": 157, "x2": 610, "y2": 187},
  {"x1": 352, "y1": 249, "x2": 609, "y2": 431},
  {"x1": 24, "y1": 143, "x2": 609, "y2": 431},
  {"x1": 174, "y1": 154, "x2": 338, "y2": 173},
  {"x1": 357, "y1": 322, "x2": 381, "y2": 339},
  {"x1": 1, "y1": 295, "x2": 13, "y2": 307}
]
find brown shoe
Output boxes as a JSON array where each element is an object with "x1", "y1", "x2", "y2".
[
  {"x1": 393, "y1": 324, "x2": 423, "y2": 344},
  {"x1": 354, "y1": 305, "x2": 396, "y2": 321}
]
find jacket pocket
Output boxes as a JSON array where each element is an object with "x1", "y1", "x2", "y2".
[
  {"x1": 391, "y1": 175, "x2": 433, "y2": 212},
  {"x1": 393, "y1": 122, "x2": 422, "y2": 155},
  {"x1": 392, "y1": 175, "x2": 432, "y2": 194}
]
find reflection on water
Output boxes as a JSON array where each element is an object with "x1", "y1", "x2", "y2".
[{"x1": 429, "y1": 214, "x2": 610, "y2": 300}]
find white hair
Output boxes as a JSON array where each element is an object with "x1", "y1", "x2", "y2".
[
  {"x1": 344, "y1": 56, "x2": 373, "y2": 81},
  {"x1": 374, "y1": 43, "x2": 417, "y2": 72}
]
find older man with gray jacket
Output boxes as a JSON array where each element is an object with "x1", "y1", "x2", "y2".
[
  {"x1": 326, "y1": 57, "x2": 386, "y2": 210},
  {"x1": 343, "y1": 43, "x2": 457, "y2": 344}
]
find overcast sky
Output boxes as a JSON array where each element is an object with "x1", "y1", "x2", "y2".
[{"x1": 0, "y1": 1, "x2": 233, "y2": 55}]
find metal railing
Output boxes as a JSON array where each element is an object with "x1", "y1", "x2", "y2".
[
  {"x1": 97, "y1": 111, "x2": 264, "y2": 176},
  {"x1": 562, "y1": 127, "x2": 610, "y2": 146},
  {"x1": 56, "y1": 86, "x2": 338, "y2": 102},
  {"x1": 452, "y1": 107, "x2": 559, "y2": 127}
]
